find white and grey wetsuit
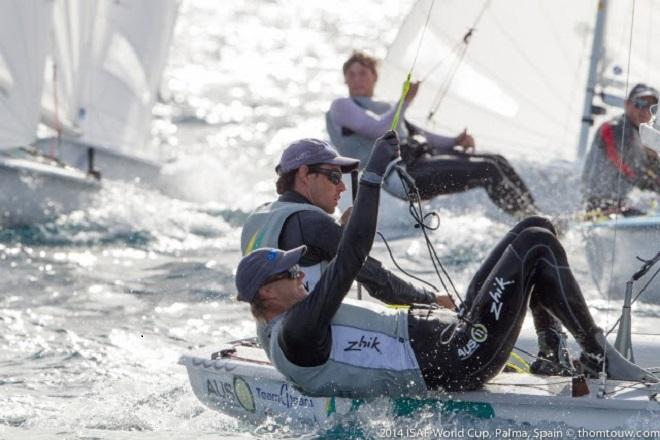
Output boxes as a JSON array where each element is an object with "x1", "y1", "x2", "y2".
[{"x1": 326, "y1": 96, "x2": 537, "y2": 216}]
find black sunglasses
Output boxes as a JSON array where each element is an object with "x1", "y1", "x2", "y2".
[
  {"x1": 263, "y1": 264, "x2": 302, "y2": 284},
  {"x1": 308, "y1": 166, "x2": 343, "y2": 185},
  {"x1": 632, "y1": 98, "x2": 656, "y2": 110}
]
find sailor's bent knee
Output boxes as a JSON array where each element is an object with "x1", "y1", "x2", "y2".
[
  {"x1": 513, "y1": 226, "x2": 564, "y2": 256},
  {"x1": 512, "y1": 216, "x2": 556, "y2": 235}
]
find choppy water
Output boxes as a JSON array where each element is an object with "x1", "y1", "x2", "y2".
[{"x1": 2, "y1": 1, "x2": 660, "y2": 439}]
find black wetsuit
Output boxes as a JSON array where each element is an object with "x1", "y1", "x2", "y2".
[
  {"x1": 278, "y1": 180, "x2": 601, "y2": 391},
  {"x1": 409, "y1": 216, "x2": 602, "y2": 391},
  {"x1": 403, "y1": 141, "x2": 537, "y2": 216},
  {"x1": 277, "y1": 190, "x2": 436, "y2": 305}
]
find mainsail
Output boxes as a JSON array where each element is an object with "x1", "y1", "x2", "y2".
[
  {"x1": 0, "y1": 0, "x2": 54, "y2": 149},
  {"x1": 602, "y1": 1, "x2": 660, "y2": 94},
  {"x1": 378, "y1": 0, "x2": 660, "y2": 162},
  {"x1": 45, "y1": 0, "x2": 179, "y2": 157}
]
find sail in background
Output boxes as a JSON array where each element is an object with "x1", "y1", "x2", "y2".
[
  {"x1": 378, "y1": 0, "x2": 660, "y2": 163},
  {"x1": 602, "y1": 1, "x2": 660, "y2": 100},
  {"x1": 43, "y1": 0, "x2": 180, "y2": 158},
  {"x1": 0, "y1": 0, "x2": 53, "y2": 149}
]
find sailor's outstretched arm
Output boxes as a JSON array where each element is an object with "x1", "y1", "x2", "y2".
[
  {"x1": 282, "y1": 209, "x2": 436, "y2": 304},
  {"x1": 278, "y1": 132, "x2": 400, "y2": 366},
  {"x1": 329, "y1": 98, "x2": 404, "y2": 139}
]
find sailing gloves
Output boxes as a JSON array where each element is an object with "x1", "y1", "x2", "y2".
[{"x1": 361, "y1": 130, "x2": 401, "y2": 185}]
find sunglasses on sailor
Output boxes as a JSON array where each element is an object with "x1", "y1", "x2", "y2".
[
  {"x1": 632, "y1": 98, "x2": 657, "y2": 110},
  {"x1": 263, "y1": 264, "x2": 303, "y2": 284},
  {"x1": 308, "y1": 166, "x2": 343, "y2": 185}
]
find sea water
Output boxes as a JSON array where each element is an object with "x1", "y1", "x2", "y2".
[{"x1": 1, "y1": 1, "x2": 659, "y2": 439}]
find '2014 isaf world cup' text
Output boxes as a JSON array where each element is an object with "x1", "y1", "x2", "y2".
[{"x1": 376, "y1": 427, "x2": 568, "y2": 439}]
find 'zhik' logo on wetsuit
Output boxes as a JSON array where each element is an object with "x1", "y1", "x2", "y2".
[
  {"x1": 344, "y1": 335, "x2": 382, "y2": 353},
  {"x1": 489, "y1": 277, "x2": 515, "y2": 321}
]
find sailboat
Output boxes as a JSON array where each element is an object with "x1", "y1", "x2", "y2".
[
  {"x1": 180, "y1": 0, "x2": 660, "y2": 429},
  {"x1": 0, "y1": 0, "x2": 99, "y2": 227},
  {"x1": 179, "y1": 334, "x2": 660, "y2": 428},
  {"x1": 34, "y1": 0, "x2": 180, "y2": 187}
]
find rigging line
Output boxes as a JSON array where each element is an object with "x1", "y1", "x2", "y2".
[
  {"x1": 603, "y1": 0, "x2": 636, "y2": 378},
  {"x1": 395, "y1": 170, "x2": 461, "y2": 304},
  {"x1": 427, "y1": 45, "x2": 467, "y2": 120},
  {"x1": 376, "y1": 231, "x2": 439, "y2": 292},
  {"x1": 392, "y1": 171, "x2": 550, "y2": 365},
  {"x1": 418, "y1": 39, "x2": 464, "y2": 84},
  {"x1": 407, "y1": 184, "x2": 455, "y2": 297},
  {"x1": 410, "y1": 0, "x2": 438, "y2": 73},
  {"x1": 425, "y1": 0, "x2": 492, "y2": 119},
  {"x1": 605, "y1": 264, "x2": 660, "y2": 336},
  {"x1": 419, "y1": 0, "x2": 491, "y2": 84},
  {"x1": 390, "y1": 0, "x2": 437, "y2": 131}
]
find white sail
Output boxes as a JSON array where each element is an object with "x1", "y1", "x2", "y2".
[
  {"x1": 601, "y1": 1, "x2": 660, "y2": 96},
  {"x1": 41, "y1": 0, "x2": 100, "y2": 136},
  {"x1": 0, "y1": 0, "x2": 54, "y2": 149},
  {"x1": 378, "y1": 0, "x2": 600, "y2": 162},
  {"x1": 47, "y1": 0, "x2": 179, "y2": 157}
]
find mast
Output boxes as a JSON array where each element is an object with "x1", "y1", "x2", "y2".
[{"x1": 577, "y1": 0, "x2": 608, "y2": 159}]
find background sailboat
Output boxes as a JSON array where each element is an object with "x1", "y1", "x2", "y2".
[
  {"x1": 36, "y1": 0, "x2": 180, "y2": 186},
  {"x1": 0, "y1": 0, "x2": 98, "y2": 227}
]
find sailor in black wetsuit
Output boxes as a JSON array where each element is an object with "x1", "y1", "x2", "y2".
[
  {"x1": 236, "y1": 132, "x2": 657, "y2": 398},
  {"x1": 241, "y1": 137, "x2": 452, "y2": 307},
  {"x1": 326, "y1": 51, "x2": 538, "y2": 218}
]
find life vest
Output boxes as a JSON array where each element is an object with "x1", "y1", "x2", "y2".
[
  {"x1": 258, "y1": 298, "x2": 427, "y2": 398},
  {"x1": 326, "y1": 97, "x2": 411, "y2": 200},
  {"x1": 326, "y1": 96, "x2": 409, "y2": 169},
  {"x1": 241, "y1": 200, "x2": 329, "y2": 291}
]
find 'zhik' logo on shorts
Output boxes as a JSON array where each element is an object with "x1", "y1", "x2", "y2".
[
  {"x1": 489, "y1": 277, "x2": 514, "y2": 321},
  {"x1": 457, "y1": 323, "x2": 488, "y2": 360}
]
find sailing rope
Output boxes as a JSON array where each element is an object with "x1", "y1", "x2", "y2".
[
  {"x1": 390, "y1": 0, "x2": 437, "y2": 131},
  {"x1": 424, "y1": 0, "x2": 491, "y2": 122},
  {"x1": 387, "y1": 0, "x2": 524, "y2": 355},
  {"x1": 387, "y1": 0, "x2": 465, "y2": 302},
  {"x1": 603, "y1": 0, "x2": 637, "y2": 380},
  {"x1": 606, "y1": 261, "x2": 660, "y2": 337}
]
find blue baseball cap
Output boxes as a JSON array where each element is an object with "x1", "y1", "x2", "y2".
[
  {"x1": 235, "y1": 246, "x2": 306, "y2": 303},
  {"x1": 275, "y1": 138, "x2": 359, "y2": 175}
]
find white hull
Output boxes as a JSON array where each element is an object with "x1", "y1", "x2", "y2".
[
  {"x1": 34, "y1": 138, "x2": 161, "y2": 186},
  {"x1": 180, "y1": 338, "x2": 660, "y2": 429},
  {"x1": 0, "y1": 155, "x2": 99, "y2": 227},
  {"x1": 583, "y1": 216, "x2": 660, "y2": 303}
]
